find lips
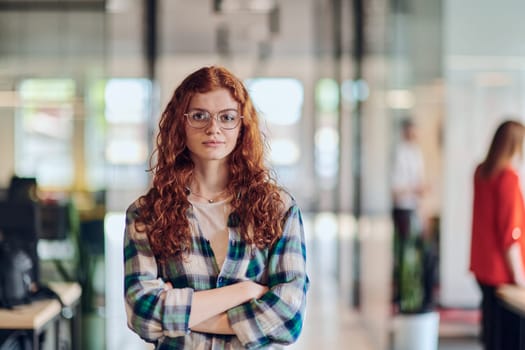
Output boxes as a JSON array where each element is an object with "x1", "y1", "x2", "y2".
[{"x1": 203, "y1": 140, "x2": 224, "y2": 146}]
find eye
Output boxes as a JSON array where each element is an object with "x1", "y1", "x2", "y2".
[
  {"x1": 219, "y1": 112, "x2": 237, "y2": 123},
  {"x1": 190, "y1": 111, "x2": 209, "y2": 121}
]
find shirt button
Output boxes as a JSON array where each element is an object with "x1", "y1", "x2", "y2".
[{"x1": 512, "y1": 227, "x2": 521, "y2": 240}]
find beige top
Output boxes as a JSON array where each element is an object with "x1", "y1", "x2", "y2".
[{"x1": 190, "y1": 199, "x2": 231, "y2": 270}]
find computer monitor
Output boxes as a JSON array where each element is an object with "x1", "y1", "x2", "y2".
[{"x1": 40, "y1": 202, "x2": 70, "y2": 240}]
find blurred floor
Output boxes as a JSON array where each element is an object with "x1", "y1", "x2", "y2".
[
  {"x1": 287, "y1": 226, "x2": 375, "y2": 349},
  {"x1": 292, "y1": 213, "x2": 482, "y2": 350}
]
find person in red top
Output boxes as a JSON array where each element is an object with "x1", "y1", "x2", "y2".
[{"x1": 470, "y1": 120, "x2": 525, "y2": 350}]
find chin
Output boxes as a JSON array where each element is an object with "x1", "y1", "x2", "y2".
[{"x1": 199, "y1": 154, "x2": 229, "y2": 162}]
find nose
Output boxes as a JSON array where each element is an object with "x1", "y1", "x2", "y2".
[{"x1": 204, "y1": 115, "x2": 221, "y2": 133}]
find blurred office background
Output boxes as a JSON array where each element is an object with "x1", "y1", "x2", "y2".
[{"x1": 1, "y1": 0, "x2": 525, "y2": 349}]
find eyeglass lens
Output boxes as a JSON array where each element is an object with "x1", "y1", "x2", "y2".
[{"x1": 186, "y1": 110, "x2": 241, "y2": 129}]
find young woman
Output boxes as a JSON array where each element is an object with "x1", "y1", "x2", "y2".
[
  {"x1": 124, "y1": 66, "x2": 309, "y2": 349},
  {"x1": 470, "y1": 120, "x2": 525, "y2": 350}
]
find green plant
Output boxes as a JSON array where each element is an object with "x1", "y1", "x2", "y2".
[{"x1": 399, "y1": 237, "x2": 424, "y2": 313}]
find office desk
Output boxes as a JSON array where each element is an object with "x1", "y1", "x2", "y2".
[
  {"x1": 497, "y1": 284, "x2": 525, "y2": 350},
  {"x1": 0, "y1": 282, "x2": 81, "y2": 350}
]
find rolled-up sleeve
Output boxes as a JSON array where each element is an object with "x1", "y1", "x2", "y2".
[
  {"x1": 227, "y1": 205, "x2": 310, "y2": 349},
  {"x1": 497, "y1": 171, "x2": 525, "y2": 251},
  {"x1": 124, "y1": 204, "x2": 194, "y2": 342}
]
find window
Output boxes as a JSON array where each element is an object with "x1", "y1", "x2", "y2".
[{"x1": 16, "y1": 79, "x2": 76, "y2": 189}]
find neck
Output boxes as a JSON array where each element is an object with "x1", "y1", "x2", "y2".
[
  {"x1": 191, "y1": 163, "x2": 229, "y2": 193},
  {"x1": 189, "y1": 182, "x2": 228, "y2": 195}
]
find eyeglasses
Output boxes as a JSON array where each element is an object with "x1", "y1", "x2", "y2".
[{"x1": 184, "y1": 109, "x2": 243, "y2": 130}]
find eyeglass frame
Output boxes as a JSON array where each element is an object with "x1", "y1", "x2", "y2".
[{"x1": 184, "y1": 109, "x2": 244, "y2": 130}]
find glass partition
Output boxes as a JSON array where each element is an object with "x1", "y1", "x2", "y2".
[
  {"x1": 16, "y1": 79, "x2": 76, "y2": 189},
  {"x1": 245, "y1": 77, "x2": 304, "y2": 185}
]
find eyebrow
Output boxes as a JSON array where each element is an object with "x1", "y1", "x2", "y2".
[{"x1": 188, "y1": 108, "x2": 238, "y2": 113}]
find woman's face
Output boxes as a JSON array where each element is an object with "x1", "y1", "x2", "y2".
[{"x1": 184, "y1": 88, "x2": 242, "y2": 165}]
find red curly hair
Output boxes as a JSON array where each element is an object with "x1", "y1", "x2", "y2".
[{"x1": 135, "y1": 66, "x2": 284, "y2": 261}]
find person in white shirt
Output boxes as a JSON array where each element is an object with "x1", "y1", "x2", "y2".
[{"x1": 391, "y1": 117, "x2": 425, "y2": 229}]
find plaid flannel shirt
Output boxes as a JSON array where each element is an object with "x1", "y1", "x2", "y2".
[{"x1": 124, "y1": 194, "x2": 309, "y2": 349}]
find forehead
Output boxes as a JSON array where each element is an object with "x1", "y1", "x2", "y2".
[{"x1": 188, "y1": 88, "x2": 238, "y2": 110}]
